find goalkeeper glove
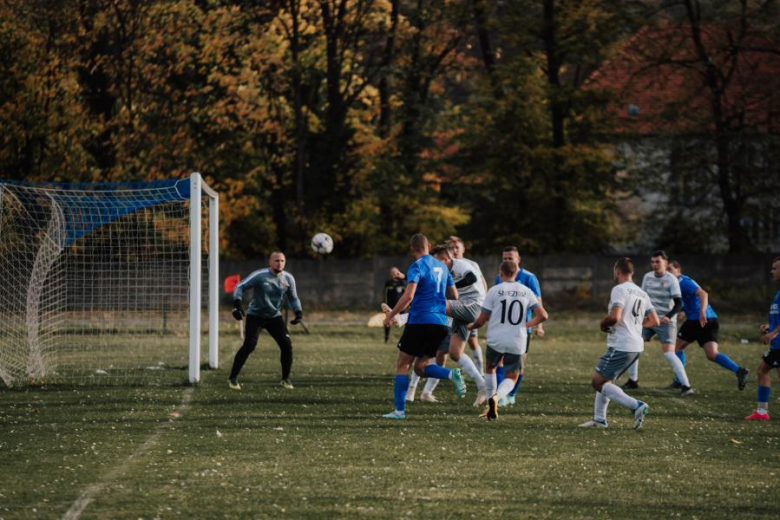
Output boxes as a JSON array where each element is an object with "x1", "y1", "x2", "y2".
[
  {"x1": 232, "y1": 299, "x2": 245, "y2": 321},
  {"x1": 290, "y1": 311, "x2": 303, "y2": 325}
]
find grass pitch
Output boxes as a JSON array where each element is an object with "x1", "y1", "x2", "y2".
[{"x1": 1, "y1": 313, "x2": 779, "y2": 519}]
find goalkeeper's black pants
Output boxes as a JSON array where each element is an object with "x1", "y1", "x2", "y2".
[{"x1": 229, "y1": 315, "x2": 293, "y2": 380}]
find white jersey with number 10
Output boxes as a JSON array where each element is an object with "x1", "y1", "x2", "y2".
[
  {"x1": 607, "y1": 281, "x2": 655, "y2": 353},
  {"x1": 482, "y1": 281, "x2": 539, "y2": 355}
]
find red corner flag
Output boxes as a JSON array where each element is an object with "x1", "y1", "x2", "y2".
[{"x1": 224, "y1": 274, "x2": 241, "y2": 294}]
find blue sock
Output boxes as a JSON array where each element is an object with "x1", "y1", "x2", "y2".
[
  {"x1": 496, "y1": 366, "x2": 505, "y2": 387},
  {"x1": 713, "y1": 353, "x2": 740, "y2": 373},
  {"x1": 509, "y1": 374, "x2": 524, "y2": 397},
  {"x1": 758, "y1": 385, "x2": 770, "y2": 405},
  {"x1": 394, "y1": 374, "x2": 409, "y2": 412},
  {"x1": 424, "y1": 363, "x2": 451, "y2": 380}
]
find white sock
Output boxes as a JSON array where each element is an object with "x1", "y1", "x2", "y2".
[
  {"x1": 423, "y1": 376, "x2": 440, "y2": 395},
  {"x1": 410, "y1": 372, "x2": 421, "y2": 388},
  {"x1": 594, "y1": 391, "x2": 610, "y2": 423},
  {"x1": 485, "y1": 373, "x2": 497, "y2": 398},
  {"x1": 496, "y1": 378, "x2": 515, "y2": 399},
  {"x1": 663, "y1": 351, "x2": 690, "y2": 387},
  {"x1": 458, "y1": 355, "x2": 485, "y2": 389},
  {"x1": 471, "y1": 347, "x2": 484, "y2": 374},
  {"x1": 628, "y1": 360, "x2": 638, "y2": 382},
  {"x1": 600, "y1": 382, "x2": 639, "y2": 411}
]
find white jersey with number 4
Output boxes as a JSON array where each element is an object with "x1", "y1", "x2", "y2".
[
  {"x1": 607, "y1": 281, "x2": 655, "y2": 353},
  {"x1": 482, "y1": 281, "x2": 539, "y2": 355}
]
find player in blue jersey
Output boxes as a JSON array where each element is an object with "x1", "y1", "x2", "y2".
[
  {"x1": 667, "y1": 260, "x2": 749, "y2": 390},
  {"x1": 492, "y1": 247, "x2": 544, "y2": 406},
  {"x1": 746, "y1": 258, "x2": 780, "y2": 421},
  {"x1": 381, "y1": 234, "x2": 467, "y2": 419},
  {"x1": 229, "y1": 251, "x2": 303, "y2": 390}
]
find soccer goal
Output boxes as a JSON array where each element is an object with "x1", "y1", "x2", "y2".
[{"x1": 0, "y1": 173, "x2": 218, "y2": 386}]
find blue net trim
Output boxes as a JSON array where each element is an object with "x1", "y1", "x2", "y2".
[{"x1": 1, "y1": 178, "x2": 192, "y2": 246}]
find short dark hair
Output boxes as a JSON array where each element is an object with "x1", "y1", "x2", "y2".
[
  {"x1": 503, "y1": 246, "x2": 519, "y2": 254},
  {"x1": 499, "y1": 260, "x2": 518, "y2": 278},
  {"x1": 410, "y1": 234, "x2": 429, "y2": 253},
  {"x1": 430, "y1": 243, "x2": 452, "y2": 260},
  {"x1": 773, "y1": 257, "x2": 780, "y2": 264},
  {"x1": 651, "y1": 250, "x2": 669, "y2": 260},
  {"x1": 448, "y1": 236, "x2": 463, "y2": 245},
  {"x1": 669, "y1": 260, "x2": 682, "y2": 270},
  {"x1": 269, "y1": 250, "x2": 285, "y2": 258},
  {"x1": 614, "y1": 257, "x2": 634, "y2": 274}
]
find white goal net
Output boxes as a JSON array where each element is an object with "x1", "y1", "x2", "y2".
[{"x1": 0, "y1": 174, "x2": 218, "y2": 387}]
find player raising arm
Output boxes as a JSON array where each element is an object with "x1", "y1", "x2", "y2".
[
  {"x1": 469, "y1": 260, "x2": 548, "y2": 420},
  {"x1": 580, "y1": 258, "x2": 659, "y2": 430},
  {"x1": 381, "y1": 234, "x2": 467, "y2": 420},
  {"x1": 746, "y1": 257, "x2": 780, "y2": 421}
]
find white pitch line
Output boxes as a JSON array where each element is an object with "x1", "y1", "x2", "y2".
[{"x1": 62, "y1": 387, "x2": 194, "y2": 520}]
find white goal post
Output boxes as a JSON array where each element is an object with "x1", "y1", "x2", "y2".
[
  {"x1": 189, "y1": 173, "x2": 220, "y2": 384},
  {"x1": 0, "y1": 172, "x2": 218, "y2": 386}
]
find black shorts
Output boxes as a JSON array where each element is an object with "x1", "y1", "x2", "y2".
[
  {"x1": 678, "y1": 318, "x2": 720, "y2": 346},
  {"x1": 397, "y1": 324, "x2": 449, "y2": 359},
  {"x1": 763, "y1": 349, "x2": 780, "y2": 368}
]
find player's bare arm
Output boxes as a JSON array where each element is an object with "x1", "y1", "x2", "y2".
[
  {"x1": 446, "y1": 285, "x2": 458, "y2": 301},
  {"x1": 468, "y1": 311, "x2": 489, "y2": 331},
  {"x1": 600, "y1": 306, "x2": 622, "y2": 332},
  {"x1": 696, "y1": 287, "x2": 709, "y2": 327},
  {"x1": 385, "y1": 283, "x2": 416, "y2": 327},
  {"x1": 643, "y1": 310, "x2": 661, "y2": 329},
  {"x1": 527, "y1": 304, "x2": 549, "y2": 330},
  {"x1": 761, "y1": 324, "x2": 780, "y2": 345},
  {"x1": 534, "y1": 296, "x2": 545, "y2": 337}
]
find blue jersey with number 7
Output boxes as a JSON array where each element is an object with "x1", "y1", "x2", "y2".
[{"x1": 405, "y1": 255, "x2": 453, "y2": 326}]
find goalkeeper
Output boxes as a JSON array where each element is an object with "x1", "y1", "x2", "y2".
[{"x1": 228, "y1": 251, "x2": 303, "y2": 390}]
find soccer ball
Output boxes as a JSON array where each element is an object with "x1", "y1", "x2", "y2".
[{"x1": 311, "y1": 233, "x2": 333, "y2": 255}]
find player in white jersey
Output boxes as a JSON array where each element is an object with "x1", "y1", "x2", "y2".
[
  {"x1": 447, "y1": 236, "x2": 486, "y2": 374},
  {"x1": 469, "y1": 261, "x2": 548, "y2": 420},
  {"x1": 408, "y1": 244, "x2": 488, "y2": 405},
  {"x1": 624, "y1": 251, "x2": 692, "y2": 395},
  {"x1": 580, "y1": 258, "x2": 659, "y2": 430}
]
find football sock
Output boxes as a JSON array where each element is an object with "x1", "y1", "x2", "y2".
[
  {"x1": 393, "y1": 374, "x2": 409, "y2": 413},
  {"x1": 457, "y1": 356, "x2": 485, "y2": 389},
  {"x1": 627, "y1": 360, "x2": 639, "y2": 382},
  {"x1": 424, "y1": 363, "x2": 452, "y2": 380},
  {"x1": 758, "y1": 385, "x2": 770, "y2": 413},
  {"x1": 496, "y1": 366, "x2": 505, "y2": 387},
  {"x1": 600, "y1": 382, "x2": 639, "y2": 411},
  {"x1": 410, "y1": 371, "x2": 421, "y2": 388},
  {"x1": 663, "y1": 351, "x2": 690, "y2": 387},
  {"x1": 495, "y1": 378, "x2": 515, "y2": 399},
  {"x1": 594, "y1": 391, "x2": 610, "y2": 423},
  {"x1": 509, "y1": 374, "x2": 524, "y2": 397},
  {"x1": 423, "y1": 376, "x2": 440, "y2": 395},
  {"x1": 672, "y1": 351, "x2": 686, "y2": 384},
  {"x1": 485, "y1": 373, "x2": 497, "y2": 399},
  {"x1": 713, "y1": 353, "x2": 740, "y2": 373},
  {"x1": 471, "y1": 347, "x2": 484, "y2": 374}
]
